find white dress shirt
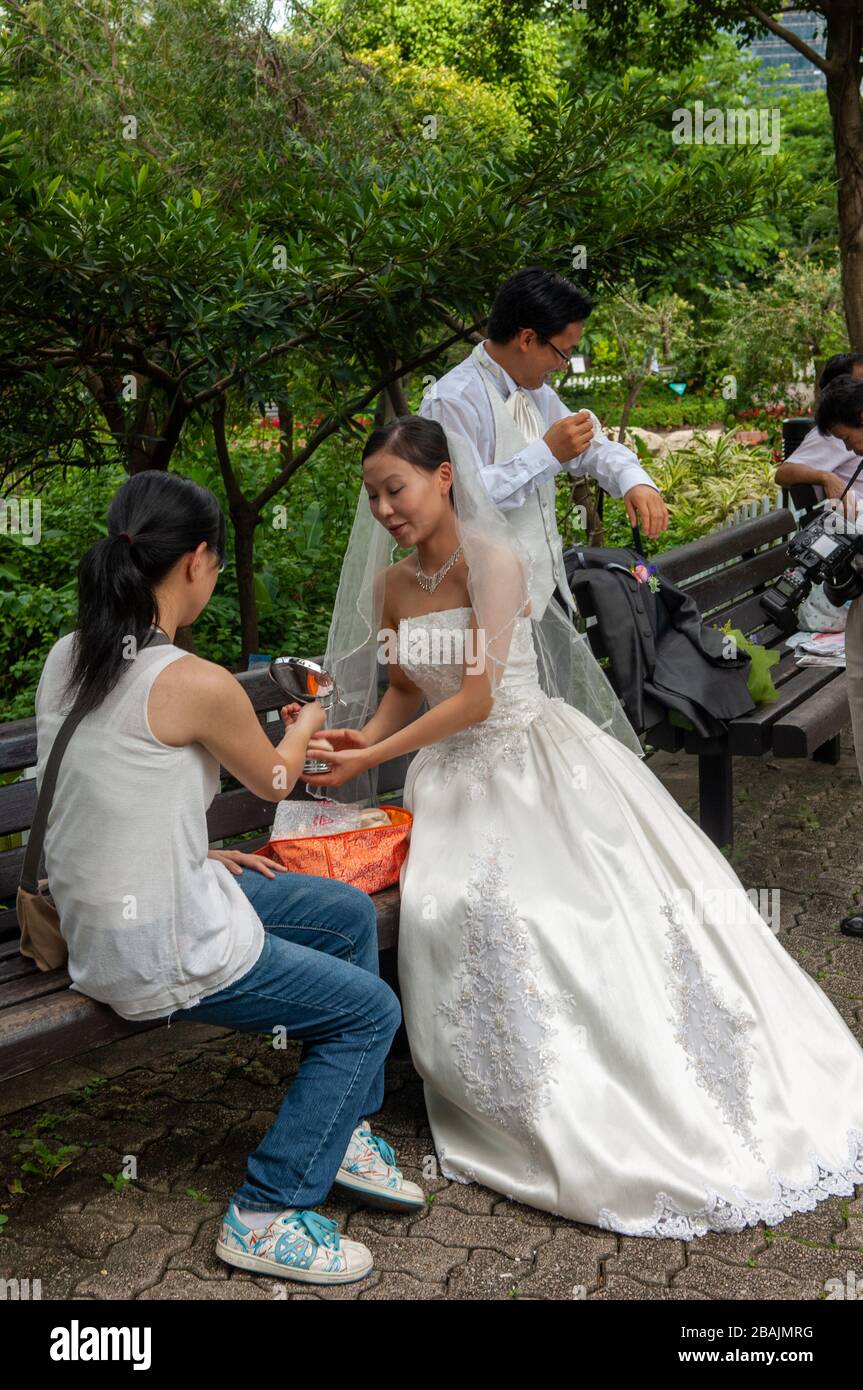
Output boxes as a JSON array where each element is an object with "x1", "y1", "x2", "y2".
[
  {"x1": 418, "y1": 341, "x2": 657, "y2": 510},
  {"x1": 785, "y1": 424, "x2": 863, "y2": 500}
]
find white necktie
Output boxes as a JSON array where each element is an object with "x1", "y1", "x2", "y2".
[
  {"x1": 505, "y1": 384, "x2": 544, "y2": 442},
  {"x1": 475, "y1": 342, "x2": 544, "y2": 442}
]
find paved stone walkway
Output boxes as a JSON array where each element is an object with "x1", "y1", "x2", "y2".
[{"x1": 2, "y1": 740, "x2": 862, "y2": 1300}]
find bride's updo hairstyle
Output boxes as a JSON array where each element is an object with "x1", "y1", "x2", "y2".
[{"x1": 361, "y1": 415, "x2": 456, "y2": 510}]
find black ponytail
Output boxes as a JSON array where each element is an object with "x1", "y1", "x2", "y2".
[{"x1": 62, "y1": 469, "x2": 226, "y2": 718}]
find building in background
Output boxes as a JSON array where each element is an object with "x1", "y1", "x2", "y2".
[{"x1": 746, "y1": 9, "x2": 826, "y2": 91}]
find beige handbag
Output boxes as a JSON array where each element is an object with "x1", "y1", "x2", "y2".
[
  {"x1": 16, "y1": 630, "x2": 171, "y2": 971},
  {"x1": 16, "y1": 878, "x2": 66, "y2": 972}
]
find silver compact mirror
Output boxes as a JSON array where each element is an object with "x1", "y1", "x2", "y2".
[{"x1": 268, "y1": 658, "x2": 341, "y2": 774}]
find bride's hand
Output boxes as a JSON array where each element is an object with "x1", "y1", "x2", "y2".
[
  {"x1": 303, "y1": 747, "x2": 373, "y2": 788},
  {"x1": 307, "y1": 727, "x2": 369, "y2": 753}
]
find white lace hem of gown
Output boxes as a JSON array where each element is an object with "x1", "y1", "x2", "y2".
[{"x1": 438, "y1": 1128, "x2": 863, "y2": 1240}]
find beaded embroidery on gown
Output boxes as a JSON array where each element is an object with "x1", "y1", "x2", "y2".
[{"x1": 395, "y1": 606, "x2": 863, "y2": 1239}]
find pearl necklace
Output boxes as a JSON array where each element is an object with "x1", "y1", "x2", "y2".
[{"x1": 415, "y1": 543, "x2": 463, "y2": 593}]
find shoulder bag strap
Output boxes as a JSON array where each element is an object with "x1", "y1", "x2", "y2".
[{"x1": 19, "y1": 630, "x2": 172, "y2": 893}]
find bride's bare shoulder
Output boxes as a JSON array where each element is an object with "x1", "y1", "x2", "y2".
[{"x1": 381, "y1": 558, "x2": 415, "y2": 618}]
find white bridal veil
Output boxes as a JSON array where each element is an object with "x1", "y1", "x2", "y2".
[{"x1": 315, "y1": 423, "x2": 643, "y2": 804}]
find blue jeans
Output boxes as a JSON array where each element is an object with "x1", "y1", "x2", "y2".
[{"x1": 171, "y1": 868, "x2": 402, "y2": 1213}]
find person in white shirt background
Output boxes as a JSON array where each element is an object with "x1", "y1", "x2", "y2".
[
  {"x1": 774, "y1": 351, "x2": 863, "y2": 507},
  {"x1": 807, "y1": 373, "x2": 863, "y2": 939},
  {"x1": 417, "y1": 267, "x2": 669, "y2": 606}
]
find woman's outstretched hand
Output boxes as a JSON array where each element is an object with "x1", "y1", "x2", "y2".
[
  {"x1": 303, "y1": 746, "x2": 373, "y2": 789},
  {"x1": 307, "y1": 727, "x2": 369, "y2": 754}
]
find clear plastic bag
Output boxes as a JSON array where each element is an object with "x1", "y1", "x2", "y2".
[{"x1": 270, "y1": 798, "x2": 363, "y2": 840}]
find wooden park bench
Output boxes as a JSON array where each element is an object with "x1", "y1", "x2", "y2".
[
  {"x1": 0, "y1": 663, "x2": 410, "y2": 1083},
  {"x1": 639, "y1": 504, "x2": 848, "y2": 847}
]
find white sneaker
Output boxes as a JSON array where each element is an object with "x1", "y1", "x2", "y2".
[
  {"x1": 216, "y1": 1202, "x2": 373, "y2": 1284},
  {"x1": 332, "y1": 1118, "x2": 426, "y2": 1212}
]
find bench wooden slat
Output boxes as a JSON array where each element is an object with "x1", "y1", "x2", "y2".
[
  {"x1": 0, "y1": 717, "x2": 38, "y2": 775},
  {"x1": 652, "y1": 509, "x2": 795, "y2": 584},
  {"x1": 207, "y1": 788, "x2": 284, "y2": 842},
  {"x1": 754, "y1": 623, "x2": 788, "y2": 649},
  {"x1": 771, "y1": 678, "x2": 851, "y2": 757},
  {"x1": 701, "y1": 589, "x2": 786, "y2": 640},
  {"x1": 0, "y1": 965, "x2": 71, "y2": 1009},
  {"x1": 681, "y1": 544, "x2": 791, "y2": 615},
  {"x1": 0, "y1": 907, "x2": 20, "y2": 940},
  {"x1": 0, "y1": 778, "x2": 36, "y2": 837},
  {"x1": 0, "y1": 845, "x2": 25, "y2": 901},
  {"x1": 728, "y1": 659, "x2": 844, "y2": 755},
  {"x1": 0, "y1": 990, "x2": 164, "y2": 1083},
  {"x1": 0, "y1": 949, "x2": 38, "y2": 981}
]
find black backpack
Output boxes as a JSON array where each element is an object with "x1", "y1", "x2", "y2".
[{"x1": 562, "y1": 544, "x2": 754, "y2": 738}]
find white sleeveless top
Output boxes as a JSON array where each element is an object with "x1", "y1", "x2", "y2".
[{"x1": 33, "y1": 633, "x2": 265, "y2": 1021}]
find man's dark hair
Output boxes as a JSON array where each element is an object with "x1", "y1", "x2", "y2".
[
  {"x1": 486, "y1": 266, "x2": 593, "y2": 343},
  {"x1": 818, "y1": 352, "x2": 863, "y2": 393},
  {"x1": 815, "y1": 375, "x2": 863, "y2": 435}
]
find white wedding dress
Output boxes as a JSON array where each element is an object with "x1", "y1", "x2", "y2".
[{"x1": 395, "y1": 605, "x2": 863, "y2": 1239}]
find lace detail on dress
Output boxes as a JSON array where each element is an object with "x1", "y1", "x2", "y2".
[
  {"x1": 435, "y1": 833, "x2": 579, "y2": 1182},
  {"x1": 597, "y1": 1126, "x2": 863, "y2": 1241},
  {"x1": 660, "y1": 891, "x2": 762, "y2": 1161},
  {"x1": 437, "y1": 1145, "x2": 477, "y2": 1186},
  {"x1": 430, "y1": 695, "x2": 546, "y2": 800},
  {"x1": 398, "y1": 608, "x2": 546, "y2": 800}
]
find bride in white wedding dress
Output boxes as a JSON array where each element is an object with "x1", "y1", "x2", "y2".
[{"x1": 305, "y1": 415, "x2": 863, "y2": 1240}]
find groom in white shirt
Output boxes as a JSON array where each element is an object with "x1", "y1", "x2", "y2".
[
  {"x1": 809, "y1": 374, "x2": 863, "y2": 939},
  {"x1": 418, "y1": 266, "x2": 668, "y2": 617}
]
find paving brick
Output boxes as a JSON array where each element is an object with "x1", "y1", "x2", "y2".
[
  {"x1": 72, "y1": 1224, "x2": 193, "y2": 1298},
  {"x1": 675, "y1": 1252, "x2": 812, "y2": 1299}
]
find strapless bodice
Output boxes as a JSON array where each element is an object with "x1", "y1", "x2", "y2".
[
  {"x1": 397, "y1": 607, "x2": 549, "y2": 798},
  {"x1": 397, "y1": 606, "x2": 544, "y2": 717}
]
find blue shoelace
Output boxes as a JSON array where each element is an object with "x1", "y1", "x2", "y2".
[
  {"x1": 359, "y1": 1127, "x2": 400, "y2": 1171},
  {"x1": 288, "y1": 1210, "x2": 341, "y2": 1249}
]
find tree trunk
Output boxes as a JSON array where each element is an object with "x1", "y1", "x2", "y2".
[
  {"x1": 386, "y1": 357, "x2": 410, "y2": 416},
  {"x1": 618, "y1": 375, "x2": 644, "y2": 443},
  {"x1": 276, "y1": 398, "x2": 293, "y2": 469},
  {"x1": 570, "y1": 475, "x2": 604, "y2": 547},
  {"x1": 233, "y1": 503, "x2": 260, "y2": 667},
  {"x1": 211, "y1": 398, "x2": 261, "y2": 668},
  {"x1": 825, "y1": 7, "x2": 863, "y2": 346},
  {"x1": 83, "y1": 368, "x2": 186, "y2": 473}
]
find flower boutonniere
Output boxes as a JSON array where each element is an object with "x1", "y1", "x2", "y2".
[{"x1": 631, "y1": 561, "x2": 661, "y2": 593}]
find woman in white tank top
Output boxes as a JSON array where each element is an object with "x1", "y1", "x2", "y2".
[{"x1": 34, "y1": 467, "x2": 421, "y2": 1285}]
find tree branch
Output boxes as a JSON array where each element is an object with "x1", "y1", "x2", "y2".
[
  {"x1": 744, "y1": 3, "x2": 834, "y2": 76},
  {"x1": 2, "y1": 0, "x2": 104, "y2": 82},
  {"x1": 250, "y1": 322, "x2": 478, "y2": 514}
]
